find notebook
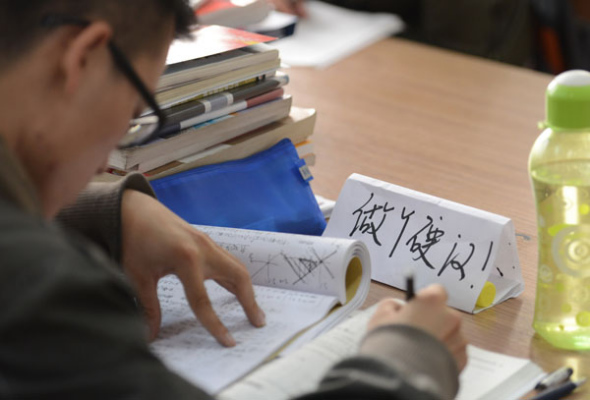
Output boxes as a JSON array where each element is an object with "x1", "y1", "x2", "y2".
[{"x1": 219, "y1": 306, "x2": 545, "y2": 400}]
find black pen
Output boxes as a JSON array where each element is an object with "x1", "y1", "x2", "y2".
[
  {"x1": 405, "y1": 270, "x2": 415, "y2": 301},
  {"x1": 529, "y1": 378, "x2": 587, "y2": 400},
  {"x1": 535, "y1": 366, "x2": 574, "y2": 391}
]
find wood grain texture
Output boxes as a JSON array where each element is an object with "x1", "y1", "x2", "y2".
[{"x1": 285, "y1": 38, "x2": 590, "y2": 397}]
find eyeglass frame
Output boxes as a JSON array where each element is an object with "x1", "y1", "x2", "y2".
[{"x1": 41, "y1": 14, "x2": 167, "y2": 149}]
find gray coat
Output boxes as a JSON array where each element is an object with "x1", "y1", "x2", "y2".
[{"x1": 0, "y1": 138, "x2": 458, "y2": 399}]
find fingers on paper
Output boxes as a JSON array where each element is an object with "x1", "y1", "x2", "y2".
[
  {"x1": 216, "y1": 273, "x2": 266, "y2": 328},
  {"x1": 181, "y1": 271, "x2": 236, "y2": 347},
  {"x1": 201, "y1": 235, "x2": 266, "y2": 329}
]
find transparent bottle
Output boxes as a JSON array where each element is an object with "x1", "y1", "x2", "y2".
[{"x1": 529, "y1": 70, "x2": 590, "y2": 350}]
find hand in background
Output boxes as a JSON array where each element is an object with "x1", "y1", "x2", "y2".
[
  {"x1": 268, "y1": 0, "x2": 308, "y2": 17},
  {"x1": 120, "y1": 190, "x2": 266, "y2": 347},
  {"x1": 368, "y1": 284, "x2": 467, "y2": 371}
]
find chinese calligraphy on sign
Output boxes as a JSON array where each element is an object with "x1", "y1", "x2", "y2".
[{"x1": 323, "y1": 174, "x2": 524, "y2": 313}]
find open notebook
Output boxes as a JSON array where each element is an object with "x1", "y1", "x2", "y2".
[
  {"x1": 150, "y1": 225, "x2": 371, "y2": 393},
  {"x1": 219, "y1": 305, "x2": 545, "y2": 400}
]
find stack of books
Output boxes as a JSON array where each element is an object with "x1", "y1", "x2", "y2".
[{"x1": 102, "y1": 25, "x2": 317, "y2": 182}]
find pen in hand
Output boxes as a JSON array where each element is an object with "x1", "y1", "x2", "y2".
[{"x1": 405, "y1": 270, "x2": 415, "y2": 301}]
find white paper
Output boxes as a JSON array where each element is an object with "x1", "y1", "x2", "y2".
[
  {"x1": 151, "y1": 226, "x2": 373, "y2": 393},
  {"x1": 220, "y1": 306, "x2": 543, "y2": 400},
  {"x1": 269, "y1": 1, "x2": 404, "y2": 68},
  {"x1": 219, "y1": 306, "x2": 373, "y2": 400},
  {"x1": 457, "y1": 347, "x2": 545, "y2": 400},
  {"x1": 323, "y1": 174, "x2": 524, "y2": 313},
  {"x1": 194, "y1": 224, "x2": 371, "y2": 305},
  {"x1": 151, "y1": 277, "x2": 338, "y2": 394}
]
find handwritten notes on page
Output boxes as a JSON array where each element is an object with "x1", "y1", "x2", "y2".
[
  {"x1": 269, "y1": 1, "x2": 404, "y2": 68},
  {"x1": 152, "y1": 226, "x2": 373, "y2": 393},
  {"x1": 194, "y1": 224, "x2": 371, "y2": 306},
  {"x1": 323, "y1": 174, "x2": 524, "y2": 313},
  {"x1": 193, "y1": 224, "x2": 372, "y2": 353},
  {"x1": 151, "y1": 277, "x2": 339, "y2": 394}
]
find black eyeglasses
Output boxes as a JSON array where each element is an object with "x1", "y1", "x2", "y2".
[{"x1": 41, "y1": 15, "x2": 167, "y2": 149}]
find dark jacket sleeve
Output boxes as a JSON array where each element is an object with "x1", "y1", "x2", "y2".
[
  {"x1": 294, "y1": 325, "x2": 459, "y2": 400},
  {"x1": 0, "y1": 211, "x2": 212, "y2": 400},
  {"x1": 56, "y1": 173, "x2": 155, "y2": 263}
]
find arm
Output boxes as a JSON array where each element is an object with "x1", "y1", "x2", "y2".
[
  {"x1": 0, "y1": 216, "x2": 212, "y2": 400},
  {"x1": 295, "y1": 286, "x2": 466, "y2": 400},
  {"x1": 55, "y1": 173, "x2": 153, "y2": 263},
  {"x1": 56, "y1": 174, "x2": 265, "y2": 347}
]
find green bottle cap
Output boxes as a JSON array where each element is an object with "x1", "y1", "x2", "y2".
[{"x1": 546, "y1": 70, "x2": 590, "y2": 131}]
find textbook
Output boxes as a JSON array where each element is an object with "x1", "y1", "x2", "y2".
[
  {"x1": 151, "y1": 225, "x2": 371, "y2": 394},
  {"x1": 148, "y1": 87, "x2": 285, "y2": 140},
  {"x1": 219, "y1": 306, "x2": 545, "y2": 400},
  {"x1": 108, "y1": 95, "x2": 292, "y2": 172},
  {"x1": 156, "y1": 59, "x2": 280, "y2": 109},
  {"x1": 144, "y1": 106, "x2": 316, "y2": 180},
  {"x1": 160, "y1": 43, "x2": 279, "y2": 91},
  {"x1": 162, "y1": 73, "x2": 289, "y2": 125}
]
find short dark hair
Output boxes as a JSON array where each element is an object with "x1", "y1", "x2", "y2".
[{"x1": 0, "y1": 0, "x2": 196, "y2": 71}]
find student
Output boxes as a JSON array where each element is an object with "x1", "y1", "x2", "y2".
[{"x1": 0, "y1": 1, "x2": 466, "y2": 399}]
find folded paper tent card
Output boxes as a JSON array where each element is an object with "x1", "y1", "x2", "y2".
[{"x1": 323, "y1": 173, "x2": 524, "y2": 313}]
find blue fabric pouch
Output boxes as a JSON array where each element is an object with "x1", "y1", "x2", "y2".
[{"x1": 151, "y1": 139, "x2": 326, "y2": 235}]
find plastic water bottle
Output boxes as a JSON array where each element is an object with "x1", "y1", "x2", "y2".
[{"x1": 529, "y1": 70, "x2": 590, "y2": 350}]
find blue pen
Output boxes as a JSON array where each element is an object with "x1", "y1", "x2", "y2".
[{"x1": 529, "y1": 378, "x2": 587, "y2": 400}]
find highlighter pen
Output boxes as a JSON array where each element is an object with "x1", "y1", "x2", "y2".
[
  {"x1": 530, "y1": 378, "x2": 587, "y2": 400},
  {"x1": 405, "y1": 270, "x2": 415, "y2": 301},
  {"x1": 535, "y1": 366, "x2": 574, "y2": 391}
]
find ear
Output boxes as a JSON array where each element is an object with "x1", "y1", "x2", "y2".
[{"x1": 61, "y1": 21, "x2": 113, "y2": 95}]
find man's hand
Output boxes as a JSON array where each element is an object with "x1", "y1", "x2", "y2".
[
  {"x1": 120, "y1": 190, "x2": 266, "y2": 347},
  {"x1": 269, "y1": 0, "x2": 307, "y2": 17},
  {"x1": 368, "y1": 285, "x2": 467, "y2": 371}
]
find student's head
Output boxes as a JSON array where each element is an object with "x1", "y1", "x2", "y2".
[{"x1": 0, "y1": 1, "x2": 195, "y2": 218}]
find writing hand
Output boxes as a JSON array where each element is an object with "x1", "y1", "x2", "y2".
[
  {"x1": 120, "y1": 190, "x2": 266, "y2": 347},
  {"x1": 368, "y1": 284, "x2": 467, "y2": 371},
  {"x1": 268, "y1": 0, "x2": 307, "y2": 17}
]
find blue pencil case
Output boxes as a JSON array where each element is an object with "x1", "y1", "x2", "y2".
[{"x1": 150, "y1": 139, "x2": 326, "y2": 235}]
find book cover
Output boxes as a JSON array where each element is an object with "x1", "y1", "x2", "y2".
[{"x1": 165, "y1": 25, "x2": 276, "y2": 67}]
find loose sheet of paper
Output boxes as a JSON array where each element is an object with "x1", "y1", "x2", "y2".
[
  {"x1": 151, "y1": 276, "x2": 338, "y2": 394},
  {"x1": 323, "y1": 174, "x2": 524, "y2": 313},
  {"x1": 269, "y1": 1, "x2": 404, "y2": 68}
]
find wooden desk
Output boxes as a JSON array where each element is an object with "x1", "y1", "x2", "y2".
[{"x1": 286, "y1": 38, "x2": 590, "y2": 397}]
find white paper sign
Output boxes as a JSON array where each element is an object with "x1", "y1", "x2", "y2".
[{"x1": 323, "y1": 174, "x2": 524, "y2": 313}]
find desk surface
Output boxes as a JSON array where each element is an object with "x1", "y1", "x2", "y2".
[{"x1": 286, "y1": 38, "x2": 589, "y2": 397}]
